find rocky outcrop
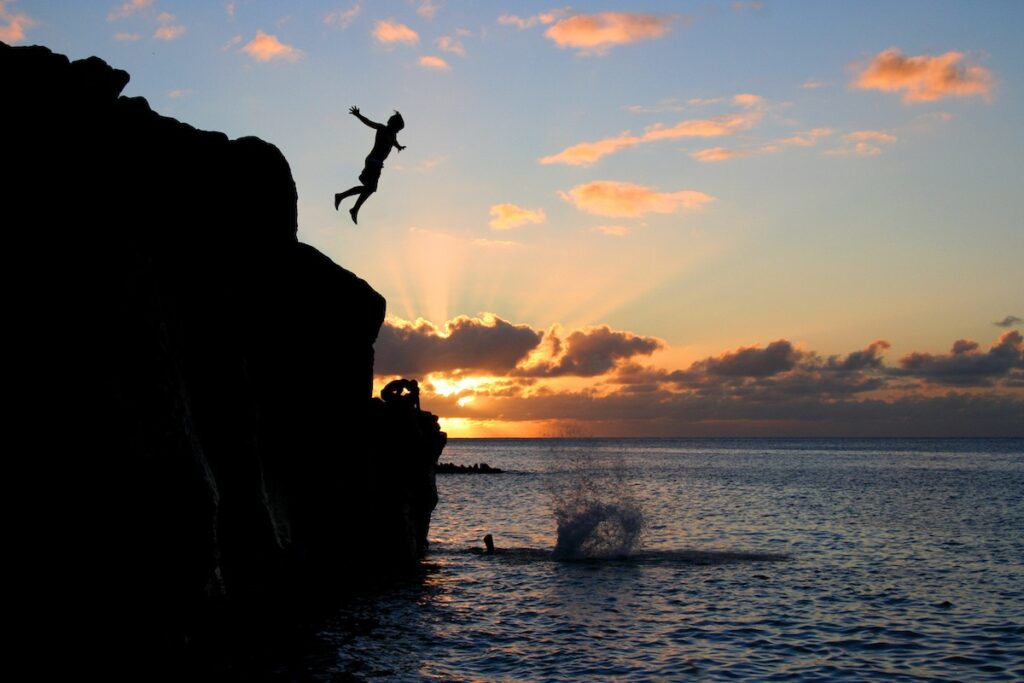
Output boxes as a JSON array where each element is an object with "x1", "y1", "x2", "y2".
[{"x1": 5, "y1": 42, "x2": 445, "y2": 666}]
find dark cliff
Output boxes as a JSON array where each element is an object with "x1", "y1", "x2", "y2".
[{"x1": 5, "y1": 42, "x2": 446, "y2": 666}]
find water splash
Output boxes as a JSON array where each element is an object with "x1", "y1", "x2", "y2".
[{"x1": 548, "y1": 443, "x2": 645, "y2": 560}]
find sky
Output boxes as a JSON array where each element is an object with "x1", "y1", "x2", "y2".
[{"x1": 7, "y1": 0, "x2": 1022, "y2": 436}]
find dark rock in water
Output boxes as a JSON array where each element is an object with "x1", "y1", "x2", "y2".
[
  {"x1": 437, "y1": 462, "x2": 505, "y2": 474},
  {"x1": 4, "y1": 41, "x2": 445, "y2": 670}
]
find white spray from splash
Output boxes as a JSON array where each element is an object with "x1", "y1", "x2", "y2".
[{"x1": 548, "y1": 443, "x2": 645, "y2": 560}]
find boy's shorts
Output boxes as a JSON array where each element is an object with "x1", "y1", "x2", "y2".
[{"x1": 359, "y1": 156, "x2": 384, "y2": 191}]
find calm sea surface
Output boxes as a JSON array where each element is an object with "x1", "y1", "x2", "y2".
[{"x1": 311, "y1": 438, "x2": 1023, "y2": 681}]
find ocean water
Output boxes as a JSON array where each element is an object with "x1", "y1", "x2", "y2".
[{"x1": 315, "y1": 438, "x2": 1023, "y2": 681}]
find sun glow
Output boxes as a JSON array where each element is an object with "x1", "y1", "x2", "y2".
[{"x1": 428, "y1": 375, "x2": 491, "y2": 397}]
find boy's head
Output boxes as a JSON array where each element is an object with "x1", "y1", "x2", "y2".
[{"x1": 387, "y1": 111, "x2": 405, "y2": 132}]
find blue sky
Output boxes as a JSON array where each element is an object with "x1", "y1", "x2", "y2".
[{"x1": 8, "y1": 1, "x2": 1022, "y2": 435}]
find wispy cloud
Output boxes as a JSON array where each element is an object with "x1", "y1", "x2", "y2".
[
  {"x1": 222, "y1": 34, "x2": 242, "y2": 51},
  {"x1": 167, "y1": 88, "x2": 192, "y2": 99},
  {"x1": 373, "y1": 18, "x2": 419, "y2": 45},
  {"x1": 624, "y1": 98, "x2": 686, "y2": 114},
  {"x1": 560, "y1": 181, "x2": 714, "y2": 218},
  {"x1": 417, "y1": 0, "x2": 440, "y2": 20},
  {"x1": 437, "y1": 35, "x2": 465, "y2": 56},
  {"x1": 593, "y1": 225, "x2": 631, "y2": 237},
  {"x1": 498, "y1": 9, "x2": 568, "y2": 30},
  {"x1": 544, "y1": 12, "x2": 674, "y2": 55},
  {"x1": 853, "y1": 48, "x2": 994, "y2": 103},
  {"x1": 733, "y1": 93, "x2": 762, "y2": 107},
  {"x1": 153, "y1": 14, "x2": 185, "y2": 41},
  {"x1": 419, "y1": 55, "x2": 450, "y2": 70},
  {"x1": 691, "y1": 147, "x2": 750, "y2": 162},
  {"x1": 776, "y1": 127, "x2": 834, "y2": 147},
  {"x1": 801, "y1": 78, "x2": 827, "y2": 90},
  {"x1": 113, "y1": 31, "x2": 142, "y2": 42},
  {"x1": 242, "y1": 31, "x2": 303, "y2": 62},
  {"x1": 489, "y1": 204, "x2": 546, "y2": 230},
  {"x1": 692, "y1": 127, "x2": 834, "y2": 163},
  {"x1": 995, "y1": 316, "x2": 1023, "y2": 328},
  {"x1": 827, "y1": 129, "x2": 897, "y2": 157},
  {"x1": 540, "y1": 112, "x2": 761, "y2": 166},
  {"x1": 0, "y1": 0, "x2": 36, "y2": 42},
  {"x1": 225, "y1": 2, "x2": 235, "y2": 18},
  {"x1": 107, "y1": 0, "x2": 151, "y2": 22},
  {"x1": 325, "y1": 3, "x2": 361, "y2": 29},
  {"x1": 731, "y1": 1, "x2": 764, "y2": 12}
]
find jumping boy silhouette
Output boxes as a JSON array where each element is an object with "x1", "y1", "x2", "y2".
[{"x1": 335, "y1": 106, "x2": 405, "y2": 224}]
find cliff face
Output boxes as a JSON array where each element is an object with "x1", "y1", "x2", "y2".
[{"x1": 5, "y1": 42, "x2": 445, "y2": 660}]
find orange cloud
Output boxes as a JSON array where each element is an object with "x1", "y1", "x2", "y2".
[
  {"x1": 0, "y1": 0, "x2": 36, "y2": 42},
  {"x1": 544, "y1": 12, "x2": 673, "y2": 54},
  {"x1": 107, "y1": 0, "x2": 151, "y2": 22},
  {"x1": 691, "y1": 147, "x2": 749, "y2": 162},
  {"x1": 827, "y1": 130, "x2": 897, "y2": 157},
  {"x1": 853, "y1": 48, "x2": 994, "y2": 103},
  {"x1": 733, "y1": 93, "x2": 762, "y2": 107},
  {"x1": 154, "y1": 24, "x2": 185, "y2": 41},
  {"x1": 693, "y1": 127, "x2": 835, "y2": 163},
  {"x1": 489, "y1": 204, "x2": 546, "y2": 230},
  {"x1": 782, "y1": 127, "x2": 834, "y2": 146},
  {"x1": 373, "y1": 19, "x2": 419, "y2": 45},
  {"x1": 437, "y1": 35, "x2": 465, "y2": 56},
  {"x1": 846, "y1": 130, "x2": 897, "y2": 143},
  {"x1": 419, "y1": 55, "x2": 450, "y2": 70},
  {"x1": 325, "y1": 3, "x2": 361, "y2": 29},
  {"x1": 114, "y1": 32, "x2": 141, "y2": 42},
  {"x1": 540, "y1": 134, "x2": 641, "y2": 167},
  {"x1": 540, "y1": 112, "x2": 760, "y2": 166},
  {"x1": 417, "y1": 0, "x2": 439, "y2": 20},
  {"x1": 560, "y1": 181, "x2": 715, "y2": 218},
  {"x1": 242, "y1": 31, "x2": 303, "y2": 62}
]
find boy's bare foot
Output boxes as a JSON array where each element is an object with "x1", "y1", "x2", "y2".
[
  {"x1": 334, "y1": 193, "x2": 342, "y2": 210},
  {"x1": 349, "y1": 207, "x2": 358, "y2": 225}
]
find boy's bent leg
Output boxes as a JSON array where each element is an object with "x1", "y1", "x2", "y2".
[{"x1": 335, "y1": 186, "x2": 362, "y2": 210}]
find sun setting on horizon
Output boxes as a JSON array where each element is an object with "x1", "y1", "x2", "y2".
[{"x1": 12, "y1": 0, "x2": 1021, "y2": 436}]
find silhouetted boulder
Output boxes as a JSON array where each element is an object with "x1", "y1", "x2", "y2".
[{"x1": 4, "y1": 41, "x2": 445, "y2": 670}]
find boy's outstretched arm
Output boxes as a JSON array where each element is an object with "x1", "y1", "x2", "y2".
[
  {"x1": 393, "y1": 139, "x2": 406, "y2": 152},
  {"x1": 349, "y1": 105, "x2": 383, "y2": 130}
]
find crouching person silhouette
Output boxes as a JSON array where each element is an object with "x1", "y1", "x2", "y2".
[
  {"x1": 381, "y1": 378, "x2": 420, "y2": 412},
  {"x1": 335, "y1": 106, "x2": 405, "y2": 225}
]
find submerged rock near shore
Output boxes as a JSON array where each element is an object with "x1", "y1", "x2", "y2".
[{"x1": 5, "y1": 41, "x2": 445, "y2": 666}]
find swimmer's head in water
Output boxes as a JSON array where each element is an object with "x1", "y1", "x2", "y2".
[{"x1": 484, "y1": 534, "x2": 495, "y2": 553}]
